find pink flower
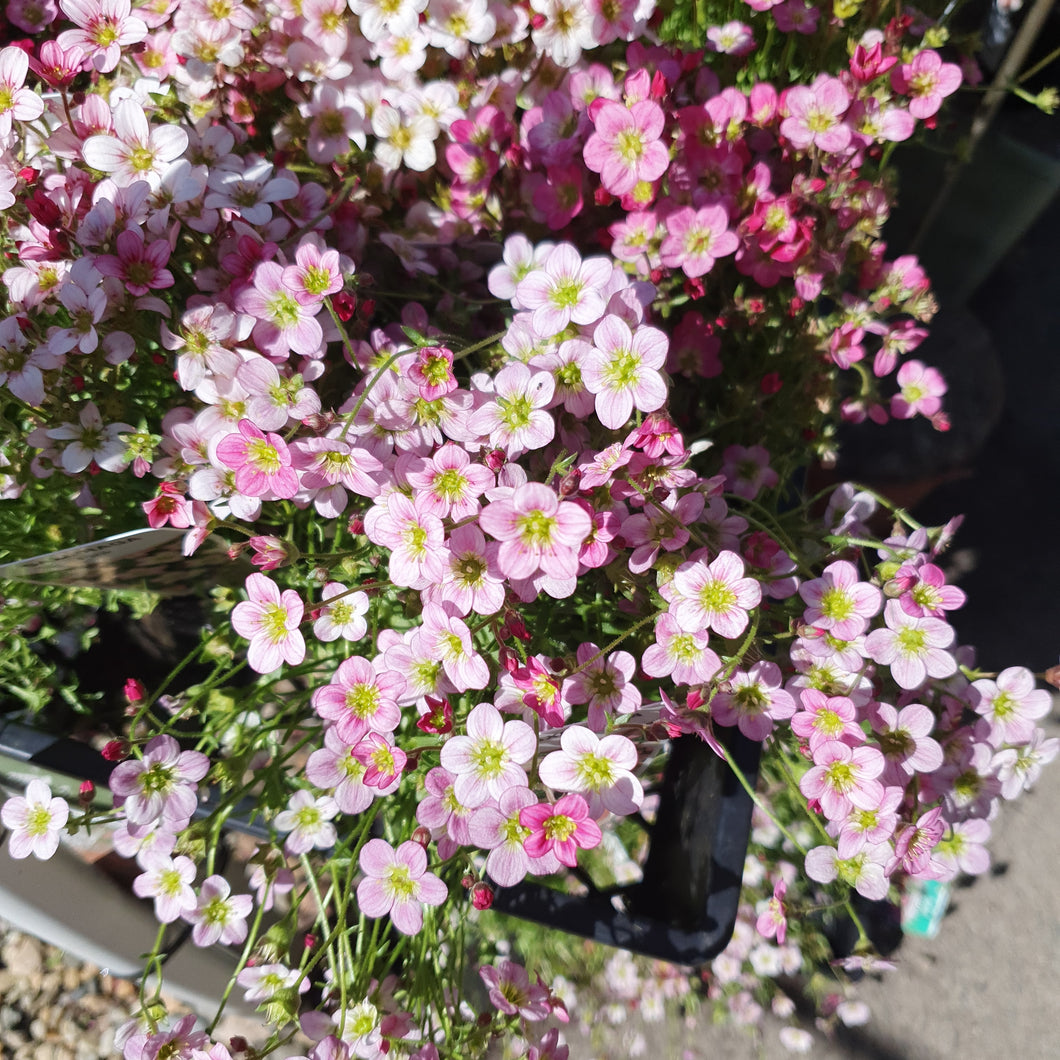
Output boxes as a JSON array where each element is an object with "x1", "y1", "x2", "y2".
[
  {"x1": 755, "y1": 878, "x2": 787, "y2": 943},
  {"x1": 352, "y1": 732, "x2": 408, "y2": 789},
  {"x1": 58, "y1": 0, "x2": 147, "y2": 73},
  {"x1": 641, "y1": 612, "x2": 722, "y2": 686},
  {"x1": 231, "y1": 572, "x2": 306, "y2": 674},
  {"x1": 94, "y1": 228, "x2": 174, "y2": 296},
  {"x1": 236, "y1": 261, "x2": 324, "y2": 359},
  {"x1": 890, "y1": 561, "x2": 965, "y2": 618},
  {"x1": 890, "y1": 360, "x2": 946, "y2": 419},
  {"x1": 582, "y1": 99, "x2": 669, "y2": 196},
  {"x1": 864, "y1": 600, "x2": 956, "y2": 690},
  {"x1": 405, "y1": 442, "x2": 494, "y2": 519},
  {"x1": 439, "y1": 701, "x2": 535, "y2": 808},
  {"x1": 800, "y1": 740, "x2": 885, "y2": 821},
  {"x1": 108, "y1": 734, "x2": 210, "y2": 827},
  {"x1": 311, "y1": 655, "x2": 403, "y2": 743},
  {"x1": 467, "y1": 362, "x2": 555, "y2": 457},
  {"x1": 479, "y1": 482, "x2": 592, "y2": 582},
  {"x1": 869, "y1": 701, "x2": 944, "y2": 781},
  {"x1": 356, "y1": 838, "x2": 447, "y2": 935},
  {"x1": 1, "y1": 780, "x2": 68, "y2": 860},
  {"x1": 408, "y1": 345, "x2": 457, "y2": 401},
  {"x1": 580, "y1": 316, "x2": 668, "y2": 430},
  {"x1": 468, "y1": 787, "x2": 560, "y2": 886},
  {"x1": 514, "y1": 243, "x2": 612, "y2": 338},
  {"x1": 721, "y1": 444, "x2": 779, "y2": 501},
  {"x1": 479, "y1": 960, "x2": 551, "y2": 1021},
  {"x1": 659, "y1": 204, "x2": 739, "y2": 278},
  {"x1": 313, "y1": 583, "x2": 370, "y2": 643},
  {"x1": 670, "y1": 550, "x2": 763, "y2": 639},
  {"x1": 81, "y1": 99, "x2": 186, "y2": 188},
  {"x1": 790, "y1": 689, "x2": 864, "y2": 753},
  {"x1": 132, "y1": 853, "x2": 198, "y2": 923},
  {"x1": 971, "y1": 666, "x2": 1051, "y2": 747},
  {"x1": 217, "y1": 419, "x2": 300, "y2": 499},
  {"x1": 804, "y1": 842, "x2": 890, "y2": 900},
  {"x1": 564, "y1": 643, "x2": 641, "y2": 730},
  {"x1": 520, "y1": 793, "x2": 602, "y2": 867},
  {"x1": 419, "y1": 603, "x2": 491, "y2": 691},
  {"x1": 780, "y1": 75, "x2": 851, "y2": 153},
  {"x1": 185, "y1": 875, "x2": 254, "y2": 947},
  {"x1": 711, "y1": 661, "x2": 796, "y2": 741},
  {"x1": 891, "y1": 49, "x2": 962, "y2": 119},
  {"x1": 799, "y1": 560, "x2": 882, "y2": 640},
  {"x1": 364, "y1": 492, "x2": 448, "y2": 590},
  {"x1": 538, "y1": 726, "x2": 643, "y2": 817},
  {"x1": 275, "y1": 790, "x2": 339, "y2": 855},
  {"x1": 0, "y1": 47, "x2": 45, "y2": 136}
]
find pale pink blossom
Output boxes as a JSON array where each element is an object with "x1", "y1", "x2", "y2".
[
  {"x1": 514, "y1": 243, "x2": 612, "y2": 338},
  {"x1": 231, "y1": 572, "x2": 306, "y2": 674},
  {"x1": 0, "y1": 47, "x2": 44, "y2": 135},
  {"x1": 780, "y1": 75, "x2": 851, "y2": 153},
  {"x1": 185, "y1": 875, "x2": 253, "y2": 946},
  {"x1": 217, "y1": 419, "x2": 300, "y2": 499},
  {"x1": 81, "y1": 99, "x2": 187, "y2": 188},
  {"x1": 356, "y1": 838, "x2": 447, "y2": 935},
  {"x1": 659, "y1": 204, "x2": 739, "y2": 278},
  {"x1": 799, "y1": 739, "x2": 885, "y2": 820},
  {"x1": 1, "y1": 780, "x2": 68, "y2": 860},
  {"x1": 864, "y1": 600, "x2": 956, "y2": 690},
  {"x1": 313, "y1": 583, "x2": 370, "y2": 643},
  {"x1": 274, "y1": 790, "x2": 339, "y2": 855},
  {"x1": 109, "y1": 734, "x2": 210, "y2": 827},
  {"x1": 564, "y1": 643, "x2": 641, "y2": 730},
  {"x1": 132, "y1": 853, "x2": 197, "y2": 923},
  {"x1": 439, "y1": 701, "x2": 535, "y2": 808},
  {"x1": 311, "y1": 655, "x2": 404, "y2": 744},
  {"x1": 670, "y1": 550, "x2": 763, "y2": 639},
  {"x1": 799, "y1": 560, "x2": 882, "y2": 640},
  {"x1": 58, "y1": 0, "x2": 147, "y2": 72},
  {"x1": 538, "y1": 726, "x2": 643, "y2": 817},
  {"x1": 582, "y1": 99, "x2": 669, "y2": 196},
  {"x1": 711, "y1": 661, "x2": 796, "y2": 741},
  {"x1": 804, "y1": 842, "x2": 890, "y2": 900},
  {"x1": 581, "y1": 316, "x2": 668, "y2": 429}
]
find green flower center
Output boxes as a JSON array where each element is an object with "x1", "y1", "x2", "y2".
[
  {"x1": 517, "y1": 509, "x2": 556, "y2": 548},
  {"x1": 470, "y1": 739, "x2": 506, "y2": 779},
  {"x1": 344, "y1": 684, "x2": 380, "y2": 719},
  {"x1": 575, "y1": 752, "x2": 616, "y2": 791},
  {"x1": 601, "y1": 348, "x2": 640, "y2": 390},
  {"x1": 543, "y1": 813, "x2": 577, "y2": 842}
]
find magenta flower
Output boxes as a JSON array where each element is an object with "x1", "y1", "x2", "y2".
[
  {"x1": 185, "y1": 875, "x2": 254, "y2": 947},
  {"x1": 580, "y1": 316, "x2": 668, "y2": 430},
  {"x1": 217, "y1": 419, "x2": 300, "y2": 499},
  {"x1": 799, "y1": 560, "x2": 882, "y2": 640},
  {"x1": 780, "y1": 75, "x2": 851, "y2": 153},
  {"x1": 356, "y1": 838, "x2": 447, "y2": 935},
  {"x1": 94, "y1": 228, "x2": 174, "y2": 296},
  {"x1": 479, "y1": 482, "x2": 592, "y2": 582},
  {"x1": 439, "y1": 701, "x2": 535, "y2": 808},
  {"x1": 408, "y1": 345, "x2": 457, "y2": 401},
  {"x1": 582, "y1": 99, "x2": 669, "y2": 196},
  {"x1": 659, "y1": 204, "x2": 739, "y2": 278},
  {"x1": 670, "y1": 550, "x2": 763, "y2": 639},
  {"x1": 891, "y1": 49, "x2": 962, "y2": 119},
  {"x1": 352, "y1": 731, "x2": 408, "y2": 789},
  {"x1": 468, "y1": 786, "x2": 559, "y2": 887},
  {"x1": 520, "y1": 793, "x2": 602, "y2": 867},
  {"x1": 109, "y1": 734, "x2": 210, "y2": 827},
  {"x1": 231, "y1": 572, "x2": 306, "y2": 674},
  {"x1": 1, "y1": 780, "x2": 69, "y2": 860}
]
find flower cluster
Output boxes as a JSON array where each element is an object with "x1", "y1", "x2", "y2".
[{"x1": 0, "y1": 2, "x2": 1051, "y2": 1059}]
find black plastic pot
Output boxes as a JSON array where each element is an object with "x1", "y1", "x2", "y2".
[{"x1": 492, "y1": 729, "x2": 762, "y2": 965}]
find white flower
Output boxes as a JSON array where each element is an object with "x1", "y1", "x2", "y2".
[{"x1": 46, "y1": 401, "x2": 135, "y2": 473}]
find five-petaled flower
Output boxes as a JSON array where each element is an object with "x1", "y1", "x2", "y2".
[
  {"x1": 1, "y1": 780, "x2": 69, "y2": 860},
  {"x1": 231, "y1": 572, "x2": 307, "y2": 674},
  {"x1": 356, "y1": 838, "x2": 447, "y2": 935}
]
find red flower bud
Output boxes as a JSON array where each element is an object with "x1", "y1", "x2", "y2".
[
  {"x1": 101, "y1": 740, "x2": 130, "y2": 762},
  {"x1": 124, "y1": 677, "x2": 147, "y2": 704},
  {"x1": 411, "y1": 826, "x2": 432, "y2": 848},
  {"x1": 471, "y1": 882, "x2": 494, "y2": 910},
  {"x1": 79, "y1": 780, "x2": 95, "y2": 806}
]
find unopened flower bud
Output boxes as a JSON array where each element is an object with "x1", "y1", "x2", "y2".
[
  {"x1": 471, "y1": 882, "x2": 494, "y2": 910},
  {"x1": 101, "y1": 739, "x2": 129, "y2": 762},
  {"x1": 411, "y1": 826, "x2": 432, "y2": 848},
  {"x1": 347, "y1": 514, "x2": 365, "y2": 535},
  {"x1": 229, "y1": 1037, "x2": 249, "y2": 1055},
  {"x1": 484, "y1": 448, "x2": 505, "y2": 472},
  {"x1": 124, "y1": 677, "x2": 146, "y2": 704},
  {"x1": 79, "y1": 780, "x2": 95, "y2": 806},
  {"x1": 304, "y1": 933, "x2": 317, "y2": 950},
  {"x1": 557, "y1": 467, "x2": 581, "y2": 498}
]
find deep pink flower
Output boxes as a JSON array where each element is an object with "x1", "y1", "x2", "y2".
[
  {"x1": 891, "y1": 360, "x2": 946, "y2": 419},
  {"x1": 94, "y1": 228, "x2": 174, "y2": 295},
  {"x1": 217, "y1": 419, "x2": 300, "y2": 499},
  {"x1": 755, "y1": 878, "x2": 787, "y2": 944},
  {"x1": 520, "y1": 793, "x2": 602, "y2": 867}
]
